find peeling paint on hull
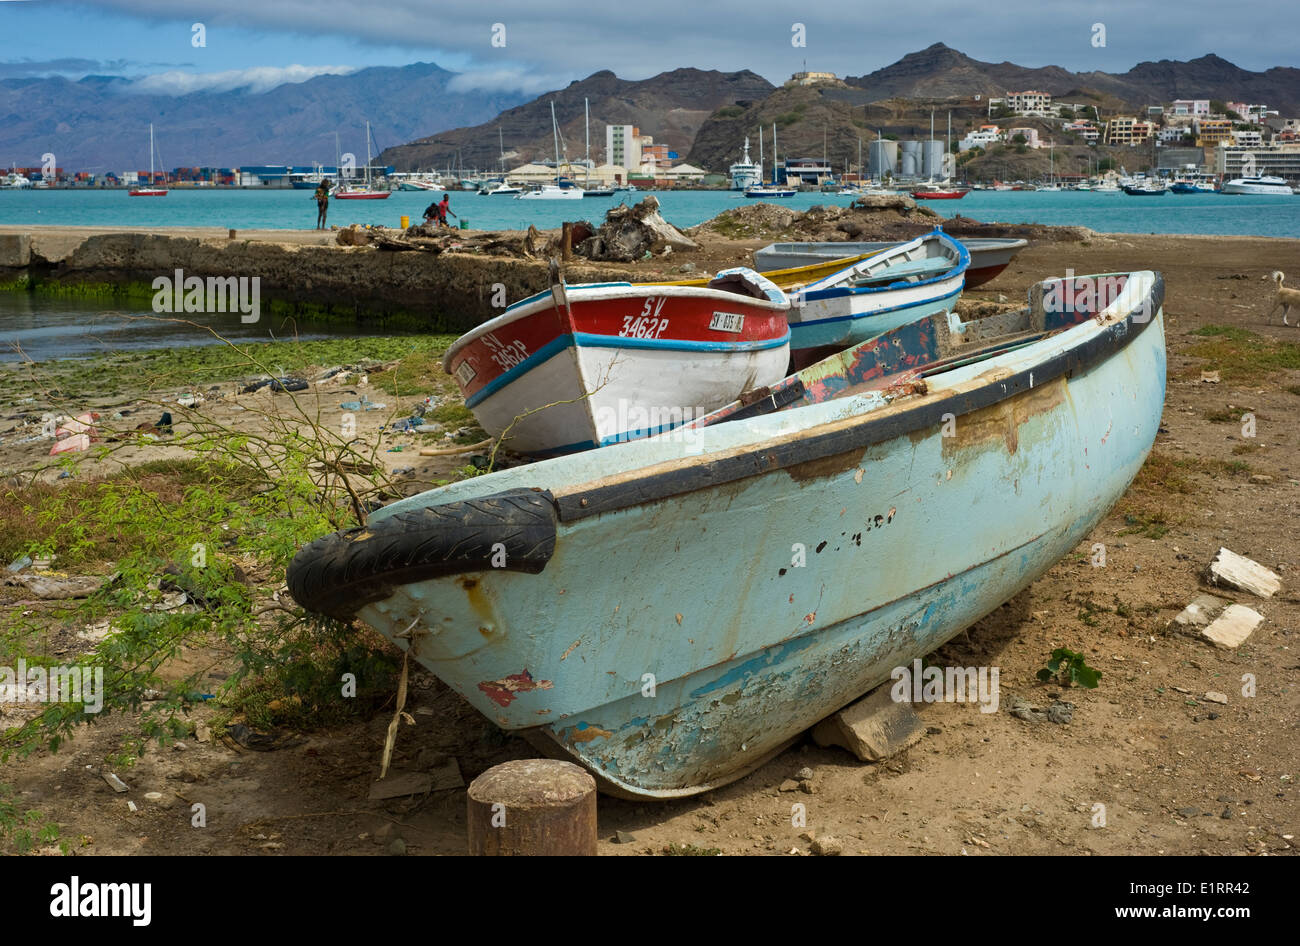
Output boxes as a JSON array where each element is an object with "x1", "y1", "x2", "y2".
[{"x1": 353, "y1": 274, "x2": 1166, "y2": 798}]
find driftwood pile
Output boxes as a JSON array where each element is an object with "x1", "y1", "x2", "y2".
[
  {"x1": 344, "y1": 222, "x2": 558, "y2": 257},
  {"x1": 575, "y1": 196, "x2": 699, "y2": 262}
]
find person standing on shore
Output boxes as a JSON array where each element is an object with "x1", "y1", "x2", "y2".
[
  {"x1": 437, "y1": 193, "x2": 457, "y2": 228},
  {"x1": 313, "y1": 182, "x2": 330, "y2": 230}
]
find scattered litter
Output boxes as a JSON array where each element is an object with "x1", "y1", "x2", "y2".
[
  {"x1": 103, "y1": 773, "x2": 129, "y2": 793},
  {"x1": 414, "y1": 424, "x2": 441, "y2": 434},
  {"x1": 177, "y1": 393, "x2": 202, "y2": 408},
  {"x1": 1200, "y1": 371, "x2": 1221, "y2": 383},
  {"x1": 4, "y1": 573, "x2": 104, "y2": 600},
  {"x1": 195, "y1": 722, "x2": 212, "y2": 743},
  {"x1": 135, "y1": 412, "x2": 173, "y2": 435},
  {"x1": 222, "y1": 722, "x2": 303, "y2": 751},
  {"x1": 6, "y1": 555, "x2": 31, "y2": 574},
  {"x1": 143, "y1": 791, "x2": 164, "y2": 802},
  {"x1": 1010, "y1": 696, "x2": 1074, "y2": 725},
  {"x1": 368, "y1": 770, "x2": 434, "y2": 800},
  {"x1": 127, "y1": 800, "x2": 138, "y2": 812},
  {"x1": 1207, "y1": 547, "x2": 1281, "y2": 598},
  {"x1": 269, "y1": 378, "x2": 308, "y2": 393},
  {"x1": 1170, "y1": 593, "x2": 1230, "y2": 631},
  {"x1": 1203, "y1": 691, "x2": 1229, "y2": 705},
  {"x1": 1202, "y1": 604, "x2": 1264, "y2": 649},
  {"x1": 613, "y1": 830, "x2": 637, "y2": 844}
]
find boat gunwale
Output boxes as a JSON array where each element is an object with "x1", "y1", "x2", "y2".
[
  {"x1": 801, "y1": 229, "x2": 971, "y2": 298},
  {"x1": 548, "y1": 272, "x2": 1163, "y2": 524},
  {"x1": 442, "y1": 270, "x2": 790, "y2": 370}
]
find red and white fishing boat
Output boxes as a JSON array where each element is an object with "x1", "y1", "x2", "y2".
[
  {"x1": 911, "y1": 184, "x2": 968, "y2": 199},
  {"x1": 333, "y1": 186, "x2": 390, "y2": 200},
  {"x1": 128, "y1": 124, "x2": 168, "y2": 197},
  {"x1": 443, "y1": 269, "x2": 791, "y2": 456}
]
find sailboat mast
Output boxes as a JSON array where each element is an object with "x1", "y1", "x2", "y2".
[
  {"x1": 758, "y1": 127, "x2": 764, "y2": 183},
  {"x1": 364, "y1": 121, "x2": 372, "y2": 187},
  {"x1": 551, "y1": 102, "x2": 561, "y2": 181},
  {"x1": 772, "y1": 122, "x2": 778, "y2": 185},
  {"x1": 149, "y1": 123, "x2": 154, "y2": 183},
  {"x1": 585, "y1": 97, "x2": 590, "y2": 187}
]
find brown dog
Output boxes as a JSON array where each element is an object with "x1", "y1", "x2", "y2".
[{"x1": 1267, "y1": 271, "x2": 1300, "y2": 326}]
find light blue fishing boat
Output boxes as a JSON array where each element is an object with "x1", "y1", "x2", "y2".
[
  {"x1": 789, "y1": 227, "x2": 969, "y2": 356},
  {"x1": 288, "y1": 269, "x2": 1166, "y2": 798}
]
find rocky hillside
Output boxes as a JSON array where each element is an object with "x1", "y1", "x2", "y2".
[
  {"x1": 378, "y1": 69, "x2": 774, "y2": 173},
  {"x1": 848, "y1": 44, "x2": 1300, "y2": 116},
  {"x1": 0, "y1": 63, "x2": 528, "y2": 171}
]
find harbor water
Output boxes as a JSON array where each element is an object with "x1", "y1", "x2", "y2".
[{"x1": 1, "y1": 186, "x2": 1298, "y2": 238}]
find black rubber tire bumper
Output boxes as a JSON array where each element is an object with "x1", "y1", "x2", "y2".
[{"x1": 286, "y1": 488, "x2": 558, "y2": 620}]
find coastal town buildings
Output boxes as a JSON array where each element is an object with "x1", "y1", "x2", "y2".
[
  {"x1": 1215, "y1": 142, "x2": 1300, "y2": 183},
  {"x1": 1105, "y1": 116, "x2": 1156, "y2": 146}
]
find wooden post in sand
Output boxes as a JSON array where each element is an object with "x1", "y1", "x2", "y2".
[
  {"x1": 467, "y1": 759, "x2": 596, "y2": 855},
  {"x1": 561, "y1": 221, "x2": 573, "y2": 261}
]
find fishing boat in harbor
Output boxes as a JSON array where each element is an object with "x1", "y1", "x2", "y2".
[
  {"x1": 129, "y1": 124, "x2": 168, "y2": 196},
  {"x1": 287, "y1": 269, "x2": 1167, "y2": 798},
  {"x1": 911, "y1": 183, "x2": 968, "y2": 199},
  {"x1": 1221, "y1": 175, "x2": 1292, "y2": 195},
  {"x1": 786, "y1": 228, "x2": 969, "y2": 352},
  {"x1": 754, "y1": 237, "x2": 1026, "y2": 289},
  {"x1": 440, "y1": 268, "x2": 791, "y2": 455},
  {"x1": 1122, "y1": 178, "x2": 1168, "y2": 196},
  {"x1": 744, "y1": 183, "x2": 797, "y2": 198},
  {"x1": 334, "y1": 121, "x2": 391, "y2": 200}
]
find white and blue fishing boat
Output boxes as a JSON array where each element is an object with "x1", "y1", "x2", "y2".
[
  {"x1": 288, "y1": 269, "x2": 1166, "y2": 798},
  {"x1": 788, "y1": 227, "x2": 968, "y2": 354}
]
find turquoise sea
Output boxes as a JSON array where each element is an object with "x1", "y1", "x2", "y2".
[{"x1": 1, "y1": 186, "x2": 1298, "y2": 238}]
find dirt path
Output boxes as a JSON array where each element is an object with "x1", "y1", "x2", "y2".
[{"x1": 2, "y1": 232, "x2": 1297, "y2": 856}]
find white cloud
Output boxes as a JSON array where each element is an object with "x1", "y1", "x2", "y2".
[
  {"x1": 127, "y1": 63, "x2": 356, "y2": 95},
  {"x1": 446, "y1": 67, "x2": 567, "y2": 96}
]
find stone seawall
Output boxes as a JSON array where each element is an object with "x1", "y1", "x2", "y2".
[{"x1": 0, "y1": 228, "x2": 643, "y2": 334}]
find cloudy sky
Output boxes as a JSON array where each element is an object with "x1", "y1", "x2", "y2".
[{"x1": 0, "y1": 0, "x2": 1294, "y2": 94}]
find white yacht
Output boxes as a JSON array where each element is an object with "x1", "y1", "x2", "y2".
[
  {"x1": 479, "y1": 181, "x2": 524, "y2": 196},
  {"x1": 1, "y1": 171, "x2": 33, "y2": 189},
  {"x1": 514, "y1": 182, "x2": 584, "y2": 200},
  {"x1": 1221, "y1": 175, "x2": 1292, "y2": 195},
  {"x1": 729, "y1": 136, "x2": 761, "y2": 191}
]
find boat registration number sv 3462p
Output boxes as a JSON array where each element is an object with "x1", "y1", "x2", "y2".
[
  {"x1": 709, "y1": 311, "x2": 745, "y2": 333},
  {"x1": 620, "y1": 297, "x2": 670, "y2": 339}
]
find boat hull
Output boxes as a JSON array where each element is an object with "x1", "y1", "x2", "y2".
[
  {"x1": 755, "y1": 238, "x2": 1026, "y2": 289},
  {"x1": 789, "y1": 230, "x2": 969, "y2": 350},
  {"x1": 290, "y1": 273, "x2": 1166, "y2": 798},
  {"x1": 444, "y1": 277, "x2": 790, "y2": 455}
]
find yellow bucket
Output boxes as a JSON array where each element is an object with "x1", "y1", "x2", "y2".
[{"x1": 400, "y1": 215, "x2": 410, "y2": 229}]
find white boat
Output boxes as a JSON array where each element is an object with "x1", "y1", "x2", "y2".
[
  {"x1": 129, "y1": 124, "x2": 168, "y2": 196},
  {"x1": 479, "y1": 181, "x2": 523, "y2": 196},
  {"x1": 790, "y1": 228, "x2": 969, "y2": 353},
  {"x1": 0, "y1": 171, "x2": 32, "y2": 189},
  {"x1": 1221, "y1": 175, "x2": 1292, "y2": 195},
  {"x1": 442, "y1": 269, "x2": 791, "y2": 456},
  {"x1": 334, "y1": 121, "x2": 391, "y2": 199},
  {"x1": 744, "y1": 184, "x2": 796, "y2": 198},
  {"x1": 515, "y1": 182, "x2": 583, "y2": 200},
  {"x1": 1093, "y1": 180, "x2": 1121, "y2": 193},
  {"x1": 729, "y1": 136, "x2": 761, "y2": 190},
  {"x1": 515, "y1": 102, "x2": 586, "y2": 200}
]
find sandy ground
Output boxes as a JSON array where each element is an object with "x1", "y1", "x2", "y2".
[{"x1": 1, "y1": 231, "x2": 1298, "y2": 856}]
